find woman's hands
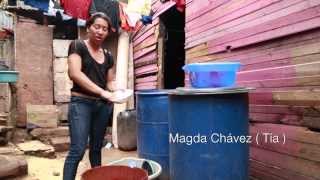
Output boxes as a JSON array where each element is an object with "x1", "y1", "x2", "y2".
[
  {"x1": 100, "y1": 90, "x2": 123, "y2": 103},
  {"x1": 100, "y1": 89, "x2": 133, "y2": 104},
  {"x1": 100, "y1": 90, "x2": 114, "y2": 100}
]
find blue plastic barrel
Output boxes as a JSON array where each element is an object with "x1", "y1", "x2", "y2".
[
  {"x1": 169, "y1": 89, "x2": 249, "y2": 180},
  {"x1": 136, "y1": 90, "x2": 170, "y2": 180}
]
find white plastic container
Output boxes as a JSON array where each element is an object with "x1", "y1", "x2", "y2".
[{"x1": 107, "y1": 157, "x2": 162, "y2": 179}]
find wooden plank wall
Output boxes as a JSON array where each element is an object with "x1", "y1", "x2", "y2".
[
  {"x1": 132, "y1": 0, "x2": 164, "y2": 90},
  {"x1": 186, "y1": 0, "x2": 320, "y2": 179},
  {"x1": 133, "y1": 0, "x2": 177, "y2": 90}
]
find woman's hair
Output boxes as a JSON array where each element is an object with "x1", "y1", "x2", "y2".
[{"x1": 86, "y1": 12, "x2": 113, "y2": 32}]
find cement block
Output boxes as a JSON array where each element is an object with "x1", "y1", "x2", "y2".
[
  {"x1": 53, "y1": 40, "x2": 72, "y2": 58},
  {"x1": 57, "y1": 103, "x2": 69, "y2": 121},
  {"x1": 53, "y1": 58, "x2": 68, "y2": 74},
  {"x1": 26, "y1": 105, "x2": 58, "y2": 128},
  {"x1": 54, "y1": 73, "x2": 72, "y2": 103}
]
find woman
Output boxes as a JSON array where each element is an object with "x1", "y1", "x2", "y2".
[{"x1": 63, "y1": 12, "x2": 117, "y2": 180}]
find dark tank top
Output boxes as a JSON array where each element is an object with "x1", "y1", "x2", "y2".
[{"x1": 68, "y1": 40, "x2": 114, "y2": 97}]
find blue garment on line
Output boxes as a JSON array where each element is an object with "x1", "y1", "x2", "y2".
[
  {"x1": 24, "y1": 0, "x2": 49, "y2": 11},
  {"x1": 141, "y1": 15, "x2": 152, "y2": 25}
]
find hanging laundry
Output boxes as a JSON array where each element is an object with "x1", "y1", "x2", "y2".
[
  {"x1": 119, "y1": 2, "x2": 131, "y2": 31},
  {"x1": 124, "y1": 11, "x2": 141, "y2": 28},
  {"x1": 119, "y1": 2, "x2": 130, "y2": 31},
  {"x1": 141, "y1": 15, "x2": 152, "y2": 25},
  {"x1": 126, "y1": 0, "x2": 151, "y2": 15},
  {"x1": 173, "y1": 0, "x2": 185, "y2": 12},
  {"x1": 24, "y1": 0, "x2": 50, "y2": 12},
  {"x1": 55, "y1": 11, "x2": 76, "y2": 25},
  {"x1": 77, "y1": 19, "x2": 86, "y2": 26},
  {"x1": 45, "y1": 0, "x2": 64, "y2": 18},
  {"x1": 44, "y1": 0, "x2": 86, "y2": 27},
  {"x1": 119, "y1": 2, "x2": 145, "y2": 32},
  {"x1": 90, "y1": 0, "x2": 120, "y2": 32},
  {"x1": 60, "y1": 0, "x2": 91, "y2": 20}
]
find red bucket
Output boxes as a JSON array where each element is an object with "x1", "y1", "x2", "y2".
[{"x1": 81, "y1": 165, "x2": 148, "y2": 180}]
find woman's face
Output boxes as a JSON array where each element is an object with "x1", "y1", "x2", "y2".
[{"x1": 87, "y1": 17, "x2": 109, "y2": 44}]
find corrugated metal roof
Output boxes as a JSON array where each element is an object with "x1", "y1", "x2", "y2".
[
  {"x1": 0, "y1": 0, "x2": 40, "y2": 31},
  {"x1": 1, "y1": 0, "x2": 38, "y2": 10},
  {"x1": 0, "y1": 10, "x2": 13, "y2": 31},
  {"x1": 16, "y1": 0, "x2": 39, "y2": 10},
  {"x1": 0, "y1": 0, "x2": 8, "y2": 8}
]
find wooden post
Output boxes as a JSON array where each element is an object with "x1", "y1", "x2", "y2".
[
  {"x1": 112, "y1": 31, "x2": 130, "y2": 148},
  {"x1": 127, "y1": 40, "x2": 135, "y2": 109},
  {"x1": 157, "y1": 22, "x2": 165, "y2": 89}
]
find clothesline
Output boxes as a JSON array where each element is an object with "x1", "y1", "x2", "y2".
[{"x1": 19, "y1": 0, "x2": 184, "y2": 32}]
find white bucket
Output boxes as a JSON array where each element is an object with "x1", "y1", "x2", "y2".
[{"x1": 107, "y1": 157, "x2": 162, "y2": 179}]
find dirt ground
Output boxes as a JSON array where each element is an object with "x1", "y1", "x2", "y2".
[{"x1": 9, "y1": 148, "x2": 137, "y2": 180}]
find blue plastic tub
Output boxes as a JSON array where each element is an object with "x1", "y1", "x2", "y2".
[{"x1": 183, "y1": 62, "x2": 240, "y2": 88}]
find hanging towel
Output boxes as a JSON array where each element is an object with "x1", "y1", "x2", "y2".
[
  {"x1": 119, "y1": 2, "x2": 144, "y2": 32},
  {"x1": 90, "y1": 0, "x2": 120, "y2": 32},
  {"x1": 60, "y1": 0, "x2": 91, "y2": 20},
  {"x1": 24, "y1": 0, "x2": 50, "y2": 12},
  {"x1": 124, "y1": 11, "x2": 141, "y2": 28},
  {"x1": 119, "y1": 2, "x2": 131, "y2": 31},
  {"x1": 126, "y1": 0, "x2": 151, "y2": 15}
]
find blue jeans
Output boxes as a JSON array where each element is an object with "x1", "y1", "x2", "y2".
[{"x1": 63, "y1": 96, "x2": 113, "y2": 180}]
